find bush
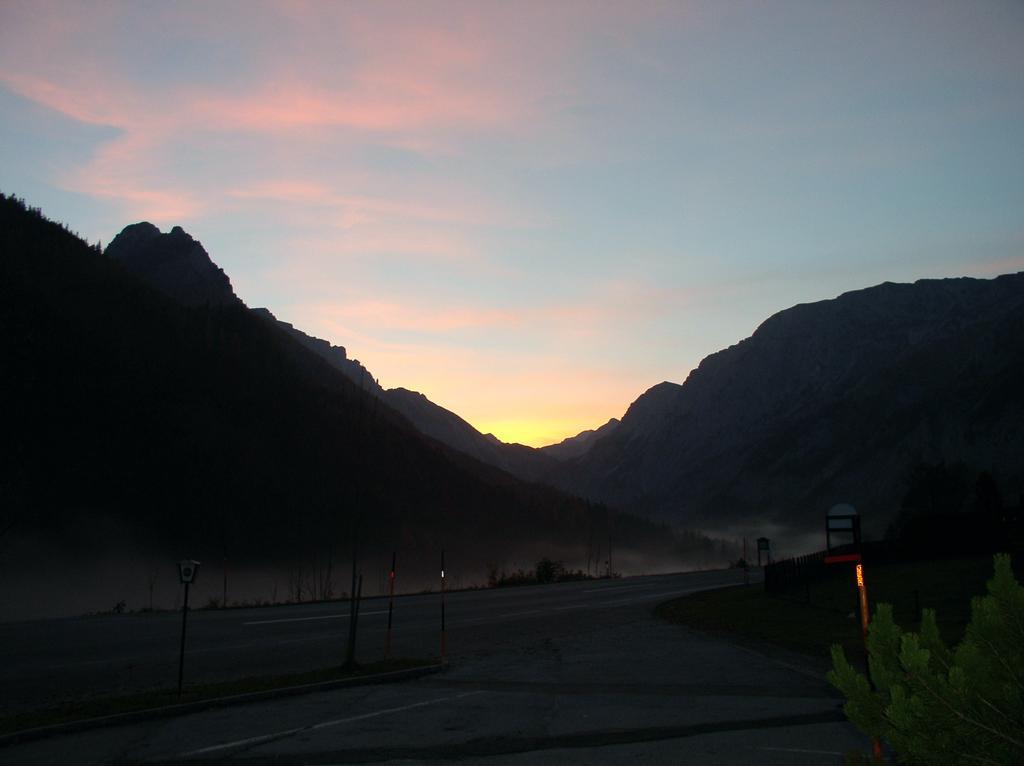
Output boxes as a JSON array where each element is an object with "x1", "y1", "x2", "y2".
[
  {"x1": 535, "y1": 558, "x2": 564, "y2": 584},
  {"x1": 828, "y1": 554, "x2": 1024, "y2": 764}
]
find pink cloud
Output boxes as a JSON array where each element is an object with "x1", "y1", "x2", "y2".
[
  {"x1": 0, "y1": 1, "x2": 681, "y2": 224},
  {"x1": 228, "y1": 181, "x2": 515, "y2": 228},
  {"x1": 324, "y1": 300, "x2": 521, "y2": 334},
  {"x1": 194, "y1": 77, "x2": 513, "y2": 135},
  {"x1": 0, "y1": 72, "x2": 117, "y2": 127}
]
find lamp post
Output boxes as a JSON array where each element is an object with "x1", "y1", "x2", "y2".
[{"x1": 176, "y1": 559, "x2": 201, "y2": 698}]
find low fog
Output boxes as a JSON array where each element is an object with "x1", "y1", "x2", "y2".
[{"x1": 0, "y1": 527, "x2": 750, "y2": 622}]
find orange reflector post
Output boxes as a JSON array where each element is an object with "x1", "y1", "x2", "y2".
[{"x1": 856, "y1": 563, "x2": 871, "y2": 637}]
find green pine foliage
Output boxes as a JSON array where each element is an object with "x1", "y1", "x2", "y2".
[{"x1": 828, "y1": 554, "x2": 1024, "y2": 764}]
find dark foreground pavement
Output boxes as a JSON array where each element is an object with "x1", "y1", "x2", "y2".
[{"x1": 1, "y1": 569, "x2": 871, "y2": 764}]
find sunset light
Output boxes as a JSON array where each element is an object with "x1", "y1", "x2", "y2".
[
  {"x1": 2, "y1": 2, "x2": 1022, "y2": 444},
  {"x1": 3, "y1": 4, "x2": 1023, "y2": 762}
]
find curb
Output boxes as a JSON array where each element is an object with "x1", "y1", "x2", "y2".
[{"x1": 0, "y1": 662, "x2": 446, "y2": 748}]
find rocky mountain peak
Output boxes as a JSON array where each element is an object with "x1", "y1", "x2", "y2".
[
  {"x1": 105, "y1": 223, "x2": 241, "y2": 308},
  {"x1": 540, "y1": 417, "x2": 621, "y2": 461}
]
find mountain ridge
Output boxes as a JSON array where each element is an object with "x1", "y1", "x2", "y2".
[
  {"x1": 106, "y1": 221, "x2": 241, "y2": 307},
  {"x1": 555, "y1": 273, "x2": 1024, "y2": 536},
  {"x1": 102, "y1": 220, "x2": 576, "y2": 477},
  {"x1": 3, "y1": 193, "x2": 732, "y2": 619},
  {"x1": 67, "y1": 214, "x2": 1024, "y2": 543},
  {"x1": 539, "y1": 418, "x2": 621, "y2": 461}
]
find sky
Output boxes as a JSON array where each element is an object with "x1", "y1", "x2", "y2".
[{"x1": 2, "y1": 1, "x2": 1023, "y2": 446}]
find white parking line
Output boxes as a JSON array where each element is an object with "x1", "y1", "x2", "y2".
[
  {"x1": 176, "y1": 691, "x2": 486, "y2": 757},
  {"x1": 244, "y1": 611, "x2": 387, "y2": 626}
]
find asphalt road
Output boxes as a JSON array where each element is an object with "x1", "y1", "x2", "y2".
[
  {"x1": 2, "y1": 569, "x2": 753, "y2": 713},
  {"x1": 2, "y1": 568, "x2": 873, "y2": 764}
]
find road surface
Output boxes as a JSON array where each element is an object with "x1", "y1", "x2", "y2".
[
  {"x1": 2, "y1": 568, "x2": 872, "y2": 764},
  {"x1": 2, "y1": 569, "x2": 748, "y2": 712}
]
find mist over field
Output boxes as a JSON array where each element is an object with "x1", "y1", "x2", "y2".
[{"x1": 0, "y1": 528, "x2": 738, "y2": 621}]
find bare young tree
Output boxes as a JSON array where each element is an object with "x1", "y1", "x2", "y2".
[{"x1": 147, "y1": 566, "x2": 159, "y2": 611}]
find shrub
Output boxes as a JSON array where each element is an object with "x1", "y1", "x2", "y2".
[
  {"x1": 828, "y1": 554, "x2": 1024, "y2": 764},
  {"x1": 535, "y1": 558, "x2": 564, "y2": 584}
]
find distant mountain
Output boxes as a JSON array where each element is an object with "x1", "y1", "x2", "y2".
[
  {"x1": 2, "y1": 194, "x2": 734, "y2": 619},
  {"x1": 102, "y1": 221, "x2": 559, "y2": 480},
  {"x1": 554, "y1": 275, "x2": 1024, "y2": 537},
  {"x1": 540, "y1": 418, "x2": 620, "y2": 461},
  {"x1": 383, "y1": 388, "x2": 557, "y2": 481},
  {"x1": 106, "y1": 222, "x2": 240, "y2": 307},
  {"x1": 251, "y1": 307, "x2": 380, "y2": 393},
  {"x1": 247, "y1": 307, "x2": 556, "y2": 481}
]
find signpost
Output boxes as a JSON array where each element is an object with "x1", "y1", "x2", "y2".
[
  {"x1": 176, "y1": 559, "x2": 200, "y2": 697},
  {"x1": 756, "y1": 537, "x2": 771, "y2": 566},
  {"x1": 440, "y1": 549, "x2": 447, "y2": 661},
  {"x1": 824, "y1": 504, "x2": 881, "y2": 760},
  {"x1": 344, "y1": 517, "x2": 361, "y2": 669},
  {"x1": 825, "y1": 504, "x2": 861, "y2": 563},
  {"x1": 385, "y1": 551, "x2": 396, "y2": 659}
]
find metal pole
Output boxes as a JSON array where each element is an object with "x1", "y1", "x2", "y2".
[
  {"x1": 743, "y1": 537, "x2": 750, "y2": 585},
  {"x1": 385, "y1": 551, "x2": 396, "y2": 659},
  {"x1": 177, "y1": 582, "x2": 190, "y2": 697},
  {"x1": 856, "y1": 562, "x2": 883, "y2": 761},
  {"x1": 440, "y1": 549, "x2": 447, "y2": 660},
  {"x1": 606, "y1": 512, "x2": 613, "y2": 577},
  {"x1": 352, "y1": 572, "x2": 363, "y2": 653},
  {"x1": 344, "y1": 519, "x2": 359, "y2": 667}
]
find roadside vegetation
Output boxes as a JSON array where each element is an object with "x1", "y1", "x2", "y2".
[
  {"x1": 830, "y1": 554, "x2": 1023, "y2": 765},
  {"x1": 0, "y1": 658, "x2": 430, "y2": 737},
  {"x1": 486, "y1": 557, "x2": 613, "y2": 588},
  {"x1": 658, "y1": 554, "x2": 1023, "y2": 764},
  {"x1": 657, "y1": 555, "x2": 1005, "y2": 659}
]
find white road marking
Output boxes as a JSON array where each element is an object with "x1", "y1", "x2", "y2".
[
  {"x1": 602, "y1": 587, "x2": 703, "y2": 606},
  {"x1": 583, "y1": 583, "x2": 650, "y2": 593},
  {"x1": 176, "y1": 691, "x2": 486, "y2": 757},
  {"x1": 759, "y1": 746, "x2": 845, "y2": 756},
  {"x1": 455, "y1": 583, "x2": 740, "y2": 624},
  {"x1": 244, "y1": 611, "x2": 387, "y2": 626},
  {"x1": 729, "y1": 643, "x2": 824, "y2": 681}
]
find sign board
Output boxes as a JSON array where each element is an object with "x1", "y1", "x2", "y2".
[
  {"x1": 825, "y1": 552, "x2": 861, "y2": 564},
  {"x1": 825, "y1": 504, "x2": 861, "y2": 564},
  {"x1": 756, "y1": 537, "x2": 770, "y2": 551},
  {"x1": 178, "y1": 559, "x2": 201, "y2": 584}
]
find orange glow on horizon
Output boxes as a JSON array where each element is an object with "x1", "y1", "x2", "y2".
[{"x1": 473, "y1": 418, "x2": 600, "y2": 448}]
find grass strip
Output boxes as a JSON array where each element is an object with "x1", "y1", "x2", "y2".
[
  {"x1": 656, "y1": 555, "x2": 1003, "y2": 659},
  {"x1": 0, "y1": 657, "x2": 430, "y2": 736}
]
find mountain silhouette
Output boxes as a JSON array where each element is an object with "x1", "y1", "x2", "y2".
[
  {"x1": 554, "y1": 275, "x2": 1024, "y2": 537},
  {"x1": 106, "y1": 222, "x2": 241, "y2": 307},
  {"x1": 251, "y1": 307, "x2": 380, "y2": 393},
  {"x1": 1, "y1": 194, "x2": 727, "y2": 617},
  {"x1": 540, "y1": 418, "x2": 620, "y2": 461},
  {"x1": 383, "y1": 387, "x2": 557, "y2": 481},
  {"x1": 248, "y1": 307, "x2": 557, "y2": 480},
  {"x1": 104, "y1": 220, "x2": 555, "y2": 476}
]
